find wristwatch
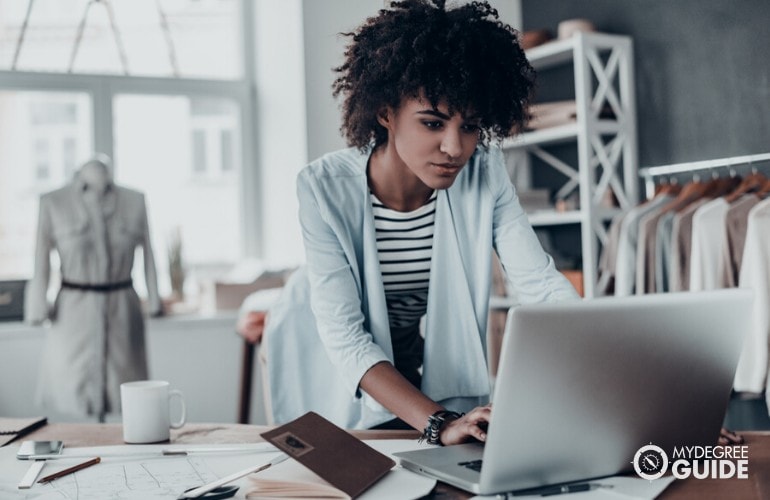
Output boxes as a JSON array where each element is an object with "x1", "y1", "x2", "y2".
[{"x1": 420, "y1": 410, "x2": 463, "y2": 445}]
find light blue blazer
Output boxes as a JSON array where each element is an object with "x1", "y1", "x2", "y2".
[{"x1": 264, "y1": 146, "x2": 579, "y2": 429}]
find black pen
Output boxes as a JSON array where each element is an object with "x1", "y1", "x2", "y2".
[{"x1": 540, "y1": 483, "x2": 605, "y2": 496}]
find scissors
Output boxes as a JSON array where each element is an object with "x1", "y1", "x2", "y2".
[{"x1": 178, "y1": 485, "x2": 238, "y2": 500}]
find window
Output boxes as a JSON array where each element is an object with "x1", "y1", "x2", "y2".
[
  {"x1": 189, "y1": 99, "x2": 239, "y2": 178},
  {"x1": 0, "y1": 91, "x2": 93, "y2": 279},
  {"x1": 113, "y1": 94, "x2": 242, "y2": 298},
  {"x1": 34, "y1": 138, "x2": 50, "y2": 180},
  {"x1": 0, "y1": 0, "x2": 256, "y2": 310},
  {"x1": 192, "y1": 129, "x2": 207, "y2": 174},
  {"x1": 221, "y1": 129, "x2": 234, "y2": 172},
  {"x1": 27, "y1": 97, "x2": 90, "y2": 186},
  {"x1": 1, "y1": 0, "x2": 242, "y2": 79}
]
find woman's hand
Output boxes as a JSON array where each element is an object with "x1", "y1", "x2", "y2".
[
  {"x1": 236, "y1": 311, "x2": 268, "y2": 344},
  {"x1": 439, "y1": 404, "x2": 492, "y2": 446},
  {"x1": 719, "y1": 427, "x2": 744, "y2": 446}
]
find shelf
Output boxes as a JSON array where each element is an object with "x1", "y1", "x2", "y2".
[
  {"x1": 503, "y1": 123, "x2": 578, "y2": 149},
  {"x1": 527, "y1": 210, "x2": 582, "y2": 226},
  {"x1": 506, "y1": 32, "x2": 637, "y2": 298},
  {"x1": 503, "y1": 120, "x2": 622, "y2": 150},
  {"x1": 526, "y1": 208, "x2": 623, "y2": 227},
  {"x1": 525, "y1": 36, "x2": 577, "y2": 70},
  {"x1": 525, "y1": 32, "x2": 632, "y2": 71}
]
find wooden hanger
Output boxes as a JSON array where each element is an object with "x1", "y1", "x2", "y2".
[
  {"x1": 756, "y1": 177, "x2": 770, "y2": 198},
  {"x1": 702, "y1": 174, "x2": 742, "y2": 198},
  {"x1": 659, "y1": 176, "x2": 710, "y2": 214},
  {"x1": 724, "y1": 168, "x2": 766, "y2": 203},
  {"x1": 655, "y1": 177, "x2": 681, "y2": 196}
]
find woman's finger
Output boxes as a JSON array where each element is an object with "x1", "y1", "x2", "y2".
[{"x1": 719, "y1": 427, "x2": 744, "y2": 445}]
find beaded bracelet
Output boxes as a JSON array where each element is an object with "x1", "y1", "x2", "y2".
[{"x1": 419, "y1": 410, "x2": 464, "y2": 446}]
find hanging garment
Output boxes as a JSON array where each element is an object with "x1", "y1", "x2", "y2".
[
  {"x1": 614, "y1": 195, "x2": 673, "y2": 296},
  {"x1": 635, "y1": 204, "x2": 673, "y2": 295},
  {"x1": 597, "y1": 211, "x2": 627, "y2": 295},
  {"x1": 689, "y1": 198, "x2": 729, "y2": 291},
  {"x1": 25, "y1": 174, "x2": 161, "y2": 416},
  {"x1": 721, "y1": 195, "x2": 760, "y2": 287},
  {"x1": 654, "y1": 211, "x2": 676, "y2": 293},
  {"x1": 733, "y1": 198, "x2": 770, "y2": 395},
  {"x1": 669, "y1": 198, "x2": 709, "y2": 292}
]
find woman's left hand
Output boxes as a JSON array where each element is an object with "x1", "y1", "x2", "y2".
[
  {"x1": 439, "y1": 404, "x2": 492, "y2": 446},
  {"x1": 719, "y1": 427, "x2": 744, "y2": 446}
]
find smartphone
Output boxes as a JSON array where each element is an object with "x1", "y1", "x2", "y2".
[{"x1": 16, "y1": 440, "x2": 64, "y2": 460}]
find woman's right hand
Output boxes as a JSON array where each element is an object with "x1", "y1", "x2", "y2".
[
  {"x1": 439, "y1": 404, "x2": 492, "y2": 446},
  {"x1": 236, "y1": 311, "x2": 268, "y2": 344}
]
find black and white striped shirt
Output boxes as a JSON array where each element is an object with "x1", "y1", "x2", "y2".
[{"x1": 371, "y1": 191, "x2": 436, "y2": 330}]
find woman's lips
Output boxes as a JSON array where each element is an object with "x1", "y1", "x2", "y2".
[{"x1": 432, "y1": 163, "x2": 462, "y2": 174}]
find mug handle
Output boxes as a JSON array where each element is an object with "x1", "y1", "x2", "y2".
[{"x1": 168, "y1": 389, "x2": 186, "y2": 429}]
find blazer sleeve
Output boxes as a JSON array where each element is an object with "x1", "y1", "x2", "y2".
[
  {"x1": 296, "y1": 170, "x2": 390, "y2": 398},
  {"x1": 24, "y1": 195, "x2": 53, "y2": 324},
  {"x1": 139, "y1": 194, "x2": 162, "y2": 315},
  {"x1": 487, "y1": 148, "x2": 580, "y2": 303}
]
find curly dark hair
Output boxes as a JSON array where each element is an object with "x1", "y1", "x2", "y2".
[{"x1": 332, "y1": 0, "x2": 536, "y2": 149}]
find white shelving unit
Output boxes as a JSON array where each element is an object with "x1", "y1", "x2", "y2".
[{"x1": 503, "y1": 32, "x2": 639, "y2": 298}]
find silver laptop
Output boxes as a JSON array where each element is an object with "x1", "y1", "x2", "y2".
[{"x1": 394, "y1": 289, "x2": 752, "y2": 495}]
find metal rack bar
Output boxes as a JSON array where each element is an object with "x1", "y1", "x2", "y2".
[{"x1": 638, "y1": 152, "x2": 770, "y2": 199}]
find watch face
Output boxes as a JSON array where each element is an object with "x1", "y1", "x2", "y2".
[{"x1": 633, "y1": 444, "x2": 669, "y2": 480}]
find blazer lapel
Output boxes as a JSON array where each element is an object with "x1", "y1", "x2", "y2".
[
  {"x1": 422, "y1": 190, "x2": 490, "y2": 401},
  {"x1": 360, "y1": 162, "x2": 393, "y2": 361}
]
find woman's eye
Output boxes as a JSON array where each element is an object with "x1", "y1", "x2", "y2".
[
  {"x1": 422, "y1": 120, "x2": 443, "y2": 130},
  {"x1": 462, "y1": 123, "x2": 480, "y2": 133}
]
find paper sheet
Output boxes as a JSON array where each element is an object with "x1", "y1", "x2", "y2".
[
  {"x1": 0, "y1": 440, "x2": 435, "y2": 500},
  {"x1": 471, "y1": 476, "x2": 676, "y2": 500}
]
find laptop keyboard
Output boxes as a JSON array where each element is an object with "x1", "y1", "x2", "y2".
[{"x1": 458, "y1": 459, "x2": 483, "y2": 472}]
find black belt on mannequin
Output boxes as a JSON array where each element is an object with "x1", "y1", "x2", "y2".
[{"x1": 61, "y1": 279, "x2": 133, "y2": 292}]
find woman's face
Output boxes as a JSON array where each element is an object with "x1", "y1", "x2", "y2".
[{"x1": 380, "y1": 95, "x2": 480, "y2": 190}]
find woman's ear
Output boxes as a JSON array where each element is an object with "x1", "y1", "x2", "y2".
[{"x1": 376, "y1": 107, "x2": 391, "y2": 129}]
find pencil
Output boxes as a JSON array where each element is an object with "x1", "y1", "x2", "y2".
[{"x1": 37, "y1": 457, "x2": 101, "y2": 484}]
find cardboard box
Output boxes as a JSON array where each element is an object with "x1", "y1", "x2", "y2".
[{"x1": 214, "y1": 270, "x2": 290, "y2": 311}]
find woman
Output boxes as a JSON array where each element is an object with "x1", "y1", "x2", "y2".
[{"x1": 261, "y1": 0, "x2": 579, "y2": 445}]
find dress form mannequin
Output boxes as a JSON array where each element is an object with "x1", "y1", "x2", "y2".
[
  {"x1": 26, "y1": 153, "x2": 162, "y2": 422},
  {"x1": 78, "y1": 155, "x2": 112, "y2": 195}
]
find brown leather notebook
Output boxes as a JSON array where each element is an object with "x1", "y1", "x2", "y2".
[
  {"x1": 0, "y1": 416, "x2": 47, "y2": 447},
  {"x1": 260, "y1": 412, "x2": 395, "y2": 499}
]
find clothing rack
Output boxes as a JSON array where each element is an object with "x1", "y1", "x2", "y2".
[{"x1": 638, "y1": 152, "x2": 770, "y2": 200}]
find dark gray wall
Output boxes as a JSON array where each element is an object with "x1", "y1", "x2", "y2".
[{"x1": 522, "y1": 0, "x2": 770, "y2": 168}]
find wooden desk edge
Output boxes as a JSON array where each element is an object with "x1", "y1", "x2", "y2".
[{"x1": 24, "y1": 422, "x2": 421, "y2": 447}]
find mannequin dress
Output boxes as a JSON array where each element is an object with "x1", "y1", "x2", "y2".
[{"x1": 25, "y1": 157, "x2": 162, "y2": 417}]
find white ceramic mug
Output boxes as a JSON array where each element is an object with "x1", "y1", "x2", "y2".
[{"x1": 120, "y1": 380, "x2": 186, "y2": 443}]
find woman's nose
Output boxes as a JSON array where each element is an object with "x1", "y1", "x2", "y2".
[{"x1": 440, "y1": 128, "x2": 463, "y2": 159}]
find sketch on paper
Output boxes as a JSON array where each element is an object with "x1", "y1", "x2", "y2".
[{"x1": 28, "y1": 457, "x2": 219, "y2": 499}]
